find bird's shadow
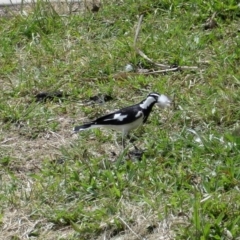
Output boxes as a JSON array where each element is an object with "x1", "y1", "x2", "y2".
[
  {"x1": 128, "y1": 145, "x2": 145, "y2": 161},
  {"x1": 111, "y1": 144, "x2": 145, "y2": 164}
]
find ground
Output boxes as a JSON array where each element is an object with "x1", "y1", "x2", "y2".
[{"x1": 1, "y1": 0, "x2": 240, "y2": 239}]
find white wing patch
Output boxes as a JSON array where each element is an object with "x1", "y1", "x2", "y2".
[
  {"x1": 135, "y1": 111, "x2": 142, "y2": 118},
  {"x1": 104, "y1": 113, "x2": 128, "y2": 121},
  {"x1": 114, "y1": 113, "x2": 128, "y2": 121}
]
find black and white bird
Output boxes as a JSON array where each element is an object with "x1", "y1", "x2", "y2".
[{"x1": 73, "y1": 92, "x2": 171, "y2": 147}]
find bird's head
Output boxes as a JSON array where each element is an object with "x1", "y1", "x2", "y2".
[{"x1": 148, "y1": 92, "x2": 172, "y2": 108}]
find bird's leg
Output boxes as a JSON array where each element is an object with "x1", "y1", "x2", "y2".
[
  {"x1": 127, "y1": 134, "x2": 142, "y2": 152},
  {"x1": 122, "y1": 133, "x2": 138, "y2": 153},
  {"x1": 122, "y1": 131, "x2": 126, "y2": 150},
  {"x1": 122, "y1": 131, "x2": 130, "y2": 150},
  {"x1": 127, "y1": 134, "x2": 138, "y2": 144},
  {"x1": 133, "y1": 142, "x2": 139, "y2": 151},
  {"x1": 113, "y1": 132, "x2": 120, "y2": 148}
]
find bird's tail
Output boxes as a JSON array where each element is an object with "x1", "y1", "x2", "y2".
[{"x1": 73, "y1": 122, "x2": 93, "y2": 132}]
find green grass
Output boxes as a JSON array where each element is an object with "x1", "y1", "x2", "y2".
[{"x1": 1, "y1": 0, "x2": 240, "y2": 239}]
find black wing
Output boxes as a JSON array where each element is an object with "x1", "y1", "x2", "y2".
[{"x1": 93, "y1": 105, "x2": 142, "y2": 126}]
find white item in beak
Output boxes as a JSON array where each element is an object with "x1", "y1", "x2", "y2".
[{"x1": 157, "y1": 94, "x2": 171, "y2": 108}]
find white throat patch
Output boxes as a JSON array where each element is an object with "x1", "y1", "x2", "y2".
[{"x1": 139, "y1": 96, "x2": 156, "y2": 109}]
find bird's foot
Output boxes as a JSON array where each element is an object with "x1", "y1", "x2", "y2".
[{"x1": 128, "y1": 144, "x2": 145, "y2": 161}]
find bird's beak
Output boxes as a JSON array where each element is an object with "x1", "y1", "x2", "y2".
[{"x1": 157, "y1": 94, "x2": 172, "y2": 108}]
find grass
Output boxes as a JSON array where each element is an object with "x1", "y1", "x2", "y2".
[{"x1": 1, "y1": 0, "x2": 240, "y2": 239}]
